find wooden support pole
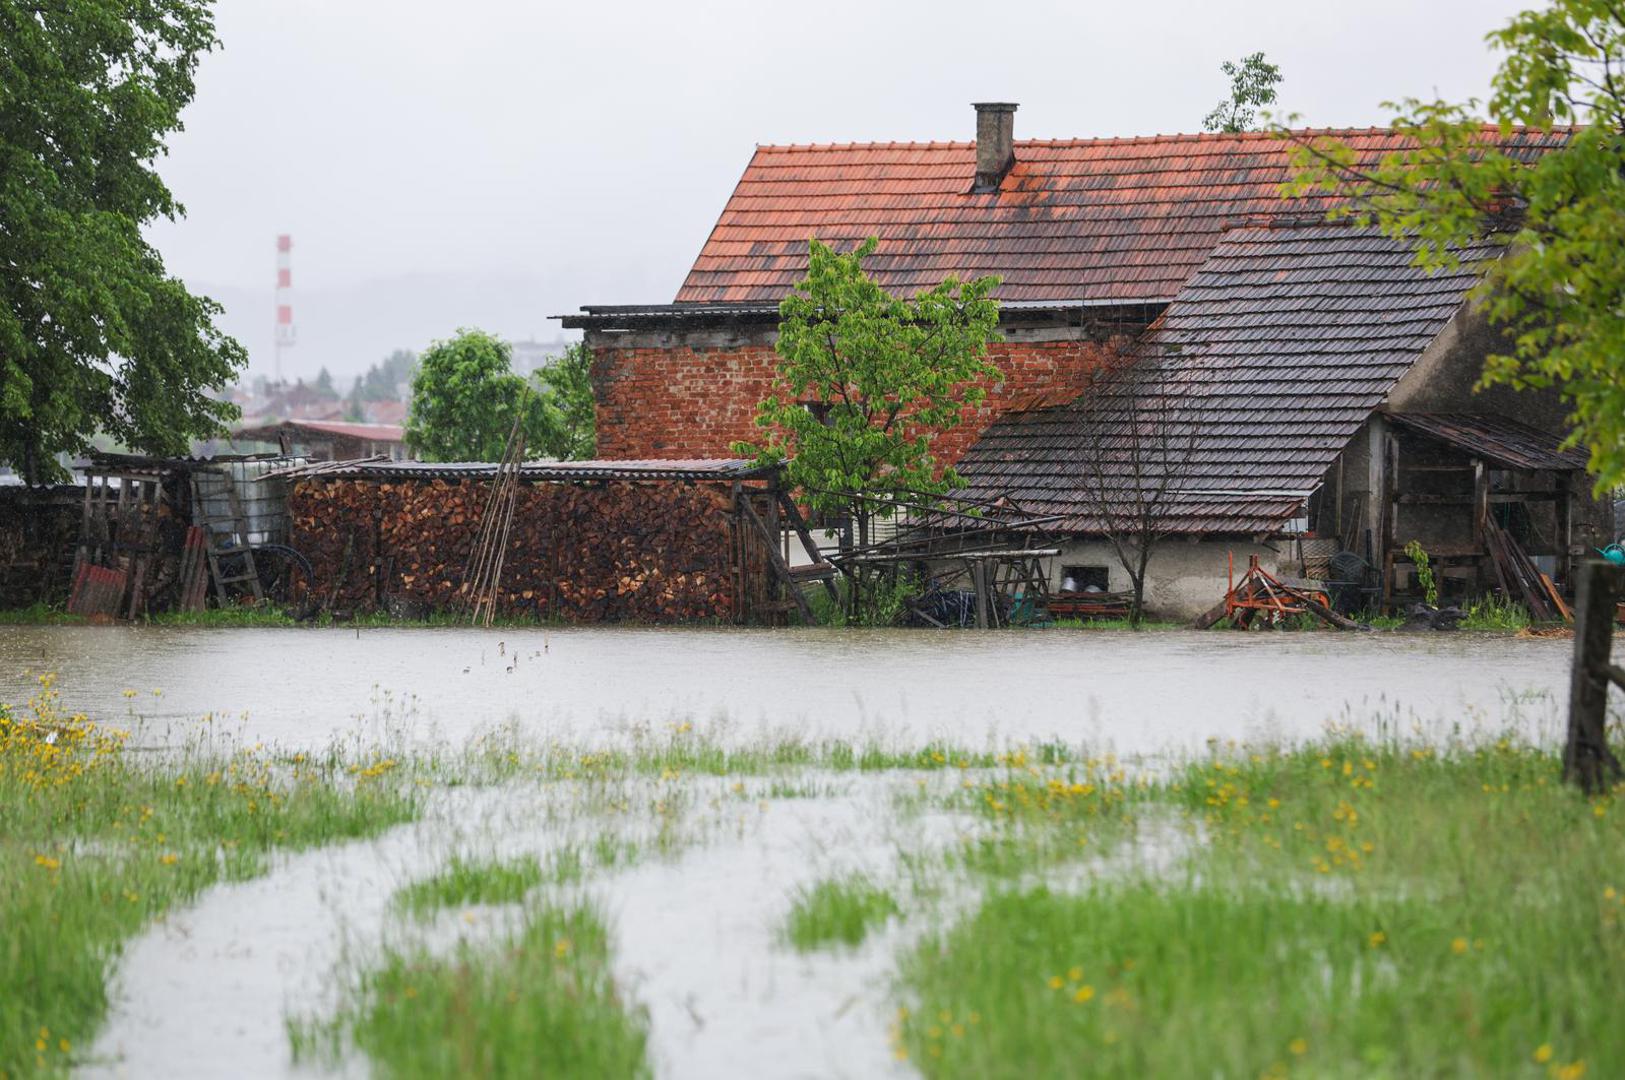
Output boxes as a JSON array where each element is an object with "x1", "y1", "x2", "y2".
[
  {"x1": 737, "y1": 490, "x2": 814, "y2": 624},
  {"x1": 1565, "y1": 560, "x2": 1625, "y2": 793}
]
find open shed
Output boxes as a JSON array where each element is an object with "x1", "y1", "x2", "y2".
[{"x1": 1381, "y1": 412, "x2": 1590, "y2": 614}]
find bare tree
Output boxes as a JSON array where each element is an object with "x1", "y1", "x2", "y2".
[{"x1": 1070, "y1": 357, "x2": 1201, "y2": 627}]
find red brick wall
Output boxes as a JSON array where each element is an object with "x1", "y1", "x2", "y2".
[{"x1": 591, "y1": 338, "x2": 1119, "y2": 464}]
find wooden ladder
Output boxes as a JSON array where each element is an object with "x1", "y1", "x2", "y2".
[{"x1": 190, "y1": 471, "x2": 264, "y2": 604}]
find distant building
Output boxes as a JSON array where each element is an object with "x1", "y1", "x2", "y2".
[
  {"x1": 230, "y1": 419, "x2": 410, "y2": 462},
  {"x1": 509, "y1": 338, "x2": 573, "y2": 377},
  {"x1": 559, "y1": 102, "x2": 1608, "y2": 617}
]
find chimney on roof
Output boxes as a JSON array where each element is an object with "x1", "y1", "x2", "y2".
[{"x1": 972, "y1": 102, "x2": 1018, "y2": 192}]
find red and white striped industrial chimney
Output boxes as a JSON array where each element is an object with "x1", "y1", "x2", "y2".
[{"x1": 274, "y1": 233, "x2": 295, "y2": 382}]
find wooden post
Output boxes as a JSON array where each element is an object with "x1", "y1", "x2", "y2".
[
  {"x1": 1555, "y1": 472, "x2": 1573, "y2": 589},
  {"x1": 971, "y1": 559, "x2": 990, "y2": 629},
  {"x1": 1565, "y1": 560, "x2": 1625, "y2": 793}
]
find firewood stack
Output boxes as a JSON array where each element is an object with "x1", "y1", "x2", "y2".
[{"x1": 289, "y1": 477, "x2": 753, "y2": 621}]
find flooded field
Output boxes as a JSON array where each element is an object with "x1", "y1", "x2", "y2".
[
  {"x1": 0, "y1": 625, "x2": 1586, "y2": 755},
  {"x1": 5, "y1": 625, "x2": 1616, "y2": 1079}
]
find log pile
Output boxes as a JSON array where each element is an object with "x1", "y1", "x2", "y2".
[{"x1": 289, "y1": 477, "x2": 760, "y2": 622}]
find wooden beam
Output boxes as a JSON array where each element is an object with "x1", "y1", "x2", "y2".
[{"x1": 737, "y1": 491, "x2": 814, "y2": 624}]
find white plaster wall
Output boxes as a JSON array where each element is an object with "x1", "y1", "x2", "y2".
[{"x1": 1045, "y1": 538, "x2": 1296, "y2": 621}]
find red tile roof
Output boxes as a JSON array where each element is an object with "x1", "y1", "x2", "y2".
[{"x1": 675, "y1": 128, "x2": 1567, "y2": 306}]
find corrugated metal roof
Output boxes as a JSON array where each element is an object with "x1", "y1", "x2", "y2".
[
  {"x1": 269, "y1": 458, "x2": 775, "y2": 483},
  {"x1": 955, "y1": 225, "x2": 1500, "y2": 535},
  {"x1": 1387, "y1": 412, "x2": 1588, "y2": 472},
  {"x1": 674, "y1": 127, "x2": 1567, "y2": 306}
]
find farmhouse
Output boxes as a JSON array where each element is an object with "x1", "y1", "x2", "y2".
[{"x1": 562, "y1": 104, "x2": 1607, "y2": 618}]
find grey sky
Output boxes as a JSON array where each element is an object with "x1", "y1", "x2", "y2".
[{"x1": 147, "y1": 0, "x2": 1535, "y2": 383}]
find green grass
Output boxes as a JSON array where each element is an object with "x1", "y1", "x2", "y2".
[
  {"x1": 0, "y1": 676, "x2": 417, "y2": 1078},
  {"x1": 1460, "y1": 594, "x2": 1535, "y2": 631},
  {"x1": 0, "y1": 603, "x2": 84, "y2": 626},
  {"x1": 1048, "y1": 617, "x2": 1183, "y2": 631},
  {"x1": 145, "y1": 605, "x2": 301, "y2": 627},
  {"x1": 898, "y1": 738, "x2": 1624, "y2": 1078},
  {"x1": 784, "y1": 873, "x2": 901, "y2": 951},
  {"x1": 292, "y1": 900, "x2": 648, "y2": 1078},
  {"x1": 393, "y1": 855, "x2": 545, "y2": 917}
]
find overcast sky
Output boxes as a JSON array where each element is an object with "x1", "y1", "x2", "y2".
[{"x1": 146, "y1": 0, "x2": 1536, "y2": 383}]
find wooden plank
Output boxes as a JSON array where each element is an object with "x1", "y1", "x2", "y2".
[
  {"x1": 737, "y1": 491, "x2": 814, "y2": 624},
  {"x1": 776, "y1": 489, "x2": 840, "y2": 605},
  {"x1": 1541, "y1": 572, "x2": 1573, "y2": 624}
]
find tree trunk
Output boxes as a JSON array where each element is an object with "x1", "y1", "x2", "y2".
[{"x1": 1565, "y1": 560, "x2": 1625, "y2": 793}]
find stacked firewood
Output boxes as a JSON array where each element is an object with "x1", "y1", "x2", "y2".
[{"x1": 289, "y1": 477, "x2": 744, "y2": 621}]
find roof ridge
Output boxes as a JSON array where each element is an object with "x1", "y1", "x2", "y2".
[{"x1": 751, "y1": 124, "x2": 1573, "y2": 153}]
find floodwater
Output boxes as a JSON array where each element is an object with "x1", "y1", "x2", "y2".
[
  {"x1": 5, "y1": 623, "x2": 1587, "y2": 1079},
  {"x1": 0, "y1": 624, "x2": 1585, "y2": 755}
]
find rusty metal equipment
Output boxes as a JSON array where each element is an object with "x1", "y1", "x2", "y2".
[{"x1": 1199, "y1": 552, "x2": 1358, "y2": 630}]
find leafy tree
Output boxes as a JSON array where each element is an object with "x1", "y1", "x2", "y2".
[
  {"x1": 1285, "y1": 1, "x2": 1625, "y2": 492},
  {"x1": 345, "y1": 348, "x2": 418, "y2": 416},
  {"x1": 1203, "y1": 51, "x2": 1283, "y2": 132},
  {"x1": 0, "y1": 0, "x2": 246, "y2": 483},
  {"x1": 530, "y1": 343, "x2": 595, "y2": 460},
  {"x1": 405, "y1": 329, "x2": 547, "y2": 462},
  {"x1": 736, "y1": 236, "x2": 1001, "y2": 561},
  {"x1": 314, "y1": 367, "x2": 335, "y2": 397}
]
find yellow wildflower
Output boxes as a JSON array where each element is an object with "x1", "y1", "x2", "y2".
[
  {"x1": 1450, "y1": 937, "x2": 1469, "y2": 955},
  {"x1": 1072, "y1": 985, "x2": 1095, "y2": 1003},
  {"x1": 1533, "y1": 1044, "x2": 1554, "y2": 1064},
  {"x1": 1289, "y1": 1037, "x2": 1308, "y2": 1056},
  {"x1": 1368, "y1": 931, "x2": 1386, "y2": 948}
]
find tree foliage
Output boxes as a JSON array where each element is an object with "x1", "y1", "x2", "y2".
[
  {"x1": 736, "y1": 238, "x2": 1001, "y2": 533},
  {"x1": 405, "y1": 330, "x2": 548, "y2": 462},
  {"x1": 1287, "y1": 0, "x2": 1625, "y2": 490},
  {"x1": 406, "y1": 331, "x2": 593, "y2": 462},
  {"x1": 0, "y1": 0, "x2": 245, "y2": 482},
  {"x1": 348, "y1": 349, "x2": 418, "y2": 404},
  {"x1": 530, "y1": 343, "x2": 595, "y2": 461},
  {"x1": 1203, "y1": 51, "x2": 1282, "y2": 133}
]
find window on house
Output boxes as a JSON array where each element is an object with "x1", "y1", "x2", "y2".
[{"x1": 1060, "y1": 564, "x2": 1110, "y2": 593}]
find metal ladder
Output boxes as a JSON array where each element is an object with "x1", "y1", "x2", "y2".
[{"x1": 190, "y1": 471, "x2": 264, "y2": 604}]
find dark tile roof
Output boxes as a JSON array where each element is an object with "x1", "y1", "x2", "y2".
[
  {"x1": 676, "y1": 128, "x2": 1565, "y2": 306},
  {"x1": 1388, "y1": 413, "x2": 1588, "y2": 472},
  {"x1": 956, "y1": 225, "x2": 1501, "y2": 534}
]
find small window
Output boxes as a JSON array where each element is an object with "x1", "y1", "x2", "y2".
[{"x1": 1060, "y1": 564, "x2": 1110, "y2": 593}]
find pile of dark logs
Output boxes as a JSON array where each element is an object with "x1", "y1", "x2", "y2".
[{"x1": 289, "y1": 477, "x2": 749, "y2": 622}]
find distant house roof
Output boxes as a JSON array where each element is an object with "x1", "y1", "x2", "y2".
[
  {"x1": 674, "y1": 127, "x2": 1566, "y2": 306},
  {"x1": 361, "y1": 400, "x2": 408, "y2": 426},
  {"x1": 956, "y1": 225, "x2": 1502, "y2": 534},
  {"x1": 234, "y1": 419, "x2": 405, "y2": 444}
]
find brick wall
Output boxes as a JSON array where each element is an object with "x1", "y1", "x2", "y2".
[{"x1": 591, "y1": 337, "x2": 1119, "y2": 464}]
